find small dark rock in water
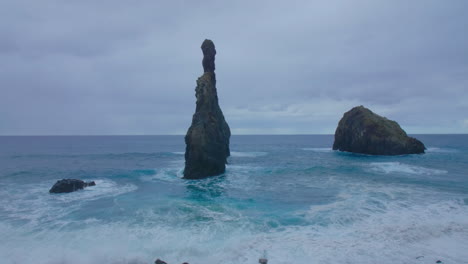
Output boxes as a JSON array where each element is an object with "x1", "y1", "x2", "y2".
[
  {"x1": 259, "y1": 258, "x2": 268, "y2": 264},
  {"x1": 49, "y1": 179, "x2": 96, "y2": 193},
  {"x1": 155, "y1": 259, "x2": 167, "y2": 264},
  {"x1": 184, "y1": 39, "x2": 231, "y2": 179},
  {"x1": 436, "y1": 261, "x2": 442, "y2": 263},
  {"x1": 333, "y1": 105, "x2": 425, "y2": 155},
  {"x1": 87, "y1": 181, "x2": 96, "y2": 186}
]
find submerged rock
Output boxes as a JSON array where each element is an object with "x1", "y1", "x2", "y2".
[
  {"x1": 49, "y1": 179, "x2": 96, "y2": 193},
  {"x1": 332, "y1": 106, "x2": 425, "y2": 155},
  {"x1": 184, "y1": 39, "x2": 231, "y2": 179}
]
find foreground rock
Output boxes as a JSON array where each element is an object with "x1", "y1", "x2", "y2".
[
  {"x1": 155, "y1": 258, "x2": 267, "y2": 264},
  {"x1": 332, "y1": 106, "x2": 425, "y2": 155},
  {"x1": 184, "y1": 39, "x2": 231, "y2": 179},
  {"x1": 49, "y1": 179, "x2": 96, "y2": 193},
  {"x1": 155, "y1": 260, "x2": 189, "y2": 264}
]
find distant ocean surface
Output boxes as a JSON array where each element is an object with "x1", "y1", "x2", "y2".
[{"x1": 1, "y1": 135, "x2": 468, "y2": 264}]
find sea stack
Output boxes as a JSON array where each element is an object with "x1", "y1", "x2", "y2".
[
  {"x1": 333, "y1": 106, "x2": 425, "y2": 155},
  {"x1": 184, "y1": 39, "x2": 231, "y2": 179}
]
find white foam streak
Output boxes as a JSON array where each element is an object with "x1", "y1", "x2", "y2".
[
  {"x1": 302, "y1": 147, "x2": 332, "y2": 152},
  {"x1": 426, "y1": 147, "x2": 458, "y2": 153},
  {"x1": 369, "y1": 162, "x2": 447, "y2": 175},
  {"x1": 230, "y1": 151, "x2": 268, "y2": 157},
  {"x1": 140, "y1": 168, "x2": 183, "y2": 182}
]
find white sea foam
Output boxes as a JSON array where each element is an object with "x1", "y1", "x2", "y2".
[
  {"x1": 369, "y1": 162, "x2": 448, "y2": 175},
  {"x1": 284, "y1": 199, "x2": 468, "y2": 264},
  {"x1": 222, "y1": 165, "x2": 264, "y2": 191},
  {"x1": 1, "y1": 198, "x2": 467, "y2": 264},
  {"x1": 140, "y1": 168, "x2": 183, "y2": 182},
  {"x1": 302, "y1": 147, "x2": 332, "y2": 152},
  {"x1": 171, "y1": 151, "x2": 185, "y2": 155},
  {"x1": 1, "y1": 170, "x2": 468, "y2": 264},
  {"x1": 51, "y1": 179, "x2": 138, "y2": 203},
  {"x1": 230, "y1": 151, "x2": 268, "y2": 158},
  {"x1": 426, "y1": 147, "x2": 458, "y2": 153},
  {"x1": 0, "y1": 179, "x2": 137, "y2": 226}
]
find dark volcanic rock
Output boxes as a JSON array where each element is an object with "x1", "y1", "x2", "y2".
[
  {"x1": 201, "y1": 39, "x2": 216, "y2": 73},
  {"x1": 87, "y1": 181, "x2": 96, "y2": 186},
  {"x1": 184, "y1": 39, "x2": 231, "y2": 179},
  {"x1": 332, "y1": 106, "x2": 425, "y2": 155},
  {"x1": 49, "y1": 179, "x2": 96, "y2": 193}
]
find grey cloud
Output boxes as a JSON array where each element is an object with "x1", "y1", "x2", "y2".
[{"x1": 0, "y1": 0, "x2": 467, "y2": 135}]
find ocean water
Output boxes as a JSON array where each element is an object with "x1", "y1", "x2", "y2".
[{"x1": 0, "y1": 135, "x2": 468, "y2": 264}]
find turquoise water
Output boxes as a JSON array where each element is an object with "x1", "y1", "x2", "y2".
[{"x1": 0, "y1": 135, "x2": 467, "y2": 264}]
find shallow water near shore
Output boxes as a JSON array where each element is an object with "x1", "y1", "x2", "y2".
[{"x1": 1, "y1": 135, "x2": 468, "y2": 264}]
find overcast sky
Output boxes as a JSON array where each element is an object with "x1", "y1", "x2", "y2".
[{"x1": 1, "y1": 0, "x2": 467, "y2": 135}]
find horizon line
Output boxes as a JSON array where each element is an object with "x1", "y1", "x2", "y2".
[{"x1": 0, "y1": 133, "x2": 467, "y2": 137}]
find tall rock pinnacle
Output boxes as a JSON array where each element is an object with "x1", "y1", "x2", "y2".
[
  {"x1": 183, "y1": 39, "x2": 231, "y2": 179},
  {"x1": 201, "y1": 39, "x2": 216, "y2": 73}
]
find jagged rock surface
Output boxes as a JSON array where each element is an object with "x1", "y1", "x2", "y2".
[
  {"x1": 49, "y1": 179, "x2": 96, "y2": 193},
  {"x1": 184, "y1": 39, "x2": 231, "y2": 179},
  {"x1": 333, "y1": 106, "x2": 425, "y2": 155}
]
